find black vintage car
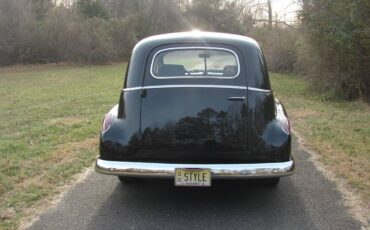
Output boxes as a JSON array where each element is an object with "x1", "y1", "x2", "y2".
[{"x1": 96, "y1": 31, "x2": 294, "y2": 187}]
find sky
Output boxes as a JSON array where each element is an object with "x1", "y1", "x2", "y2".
[{"x1": 270, "y1": 0, "x2": 301, "y2": 22}]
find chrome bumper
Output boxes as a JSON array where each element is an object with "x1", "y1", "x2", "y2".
[{"x1": 95, "y1": 158, "x2": 295, "y2": 179}]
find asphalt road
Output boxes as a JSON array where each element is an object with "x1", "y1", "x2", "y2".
[{"x1": 29, "y1": 136, "x2": 362, "y2": 230}]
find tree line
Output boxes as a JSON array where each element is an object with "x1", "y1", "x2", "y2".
[
  {"x1": 0, "y1": 0, "x2": 368, "y2": 102},
  {"x1": 0, "y1": 0, "x2": 297, "y2": 68},
  {"x1": 299, "y1": 0, "x2": 369, "y2": 102}
]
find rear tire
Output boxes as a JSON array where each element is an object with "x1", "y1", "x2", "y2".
[
  {"x1": 258, "y1": 178, "x2": 280, "y2": 187},
  {"x1": 118, "y1": 176, "x2": 140, "y2": 184}
]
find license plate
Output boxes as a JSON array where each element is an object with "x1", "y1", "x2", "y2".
[{"x1": 175, "y1": 168, "x2": 211, "y2": 187}]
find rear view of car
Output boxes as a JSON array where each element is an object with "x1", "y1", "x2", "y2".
[{"x1": 96, "y1": 32, "x2": 294, "y2": 187}]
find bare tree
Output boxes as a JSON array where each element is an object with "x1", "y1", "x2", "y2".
[{"x1": 267, "y1": 0, "x2": 272, "y2": 28}]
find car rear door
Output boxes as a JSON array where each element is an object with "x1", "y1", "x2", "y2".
[{"x1": 139, "y1": 44, "x2": 249, "y2": 163}]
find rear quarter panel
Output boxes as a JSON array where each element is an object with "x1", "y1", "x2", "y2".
[{"x1": 247, "y1": 91, "x2": 291, "y2": 162}]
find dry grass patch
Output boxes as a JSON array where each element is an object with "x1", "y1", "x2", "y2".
[
  {"x1": 47, "y1": 138, "x2": 97, "y2": 163},
  {"x1": 48, "y1": 117, "x2": 88, "y2": 127},
  {"x1": 288, "y1": 108, "x2": 320, "y2": 120}
]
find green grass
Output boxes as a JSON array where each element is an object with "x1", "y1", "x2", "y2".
[
  {"x1": 0, "y1": 65, "x2": 368, "y2": 228},
  {"x1": 0, "y1": 63, "x2": 126, "y2": 229},
  {"x1": 270, "y1": 73, "x2": 370, "y2": 202}
]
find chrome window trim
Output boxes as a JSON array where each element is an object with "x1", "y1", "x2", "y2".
[
  {"x1": 122, "y1": 85, "x2": 271, "y2": 92},
  {"x1": 150, "y1": 47, "x2": 241, "y2": 79}
]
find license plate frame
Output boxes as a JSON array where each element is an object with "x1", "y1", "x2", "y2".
[{"x1": 175, "y1": 168, "x2": 211, "y2": 187}]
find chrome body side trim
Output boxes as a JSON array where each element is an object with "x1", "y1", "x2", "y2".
[
  {"x1": 122, "y1": 85, "x2": 271, "y2": 92},
  {"x1": 122, "y1": 86, "x2": 142, "y2": 92},
  {"x1": 150, "y1": 47, "x2": 241, "y2": 79},
  {"x1": 95, "y1": 158, "x2": 295, "y2": 178},
  {"x1": 143, "y1": 84, "x2": 247, "y2": 90},
  {"x1": 248, "y1": 87, "x2": 272, "y2": 93}
]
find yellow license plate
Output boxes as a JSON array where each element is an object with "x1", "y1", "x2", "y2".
[{"x1": 175, "y1": 168, "x2": 211, "y2": 187}]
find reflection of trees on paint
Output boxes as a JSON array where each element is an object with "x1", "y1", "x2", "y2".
[{"x1": 139, "y1": 106, "x2": 248, "y2": 149}]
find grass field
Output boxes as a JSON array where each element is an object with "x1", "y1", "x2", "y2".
[
  {"x1": 0, "y1": 64, "x2": 368, "y2": 228},
  {"x1": 0, "y1": 64, "x2": 126, "y2": 228},
  {"x1": 270, "y1": 73, "x2": 370, "y2": 203}
]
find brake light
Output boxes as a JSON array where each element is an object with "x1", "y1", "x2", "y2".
[
  {"x1": 280, "y1": 117, "x2": 290, "y2": 134},
  {"x1": 102, "y1": 114, "x2": 112, "y2": 133},
  {"x1": 276, "y1": 102, "x2": 290, "y2": 135}
]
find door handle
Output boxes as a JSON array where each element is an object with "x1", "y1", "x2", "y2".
[
  {"x1": 141, "y1": 89, "x2": 147, "y2": 98},
  {"x1": 227, "y1": 96, "x2": 246, "y2": 101}
]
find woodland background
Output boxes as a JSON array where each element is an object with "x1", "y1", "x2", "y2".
[{"x1": 0, "y1": 0, "x2": 369, "y2": 101}]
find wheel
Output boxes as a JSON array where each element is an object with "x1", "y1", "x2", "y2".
[
  {"x1": 258, "y1": 178, "x2": 280, "y2": 187},
  {"x1": 118, "y1": 176, "x2": 140, "y2": 184}
]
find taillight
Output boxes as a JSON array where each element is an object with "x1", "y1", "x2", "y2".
[
  {"x1": 276, "y1": 103, "x2": 290, "y2": 135},
  {"x1": 102, "y1": 113, "x2": 112, "y2": 133},
  {"x1": 279, "y1": 117, "x2": 290, "y2": 134}
]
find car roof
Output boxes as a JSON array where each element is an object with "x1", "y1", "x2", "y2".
[
  {"x1": 125, "y1": 31, "x2": 264, "y2": 89},
  {"x1": 135, "y1": 31, "x2": 260, "y2": 50}
]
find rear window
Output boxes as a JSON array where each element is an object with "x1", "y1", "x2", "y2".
[{"x1": 151, "y1": 47, "x2": 240, "y2": 79}]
